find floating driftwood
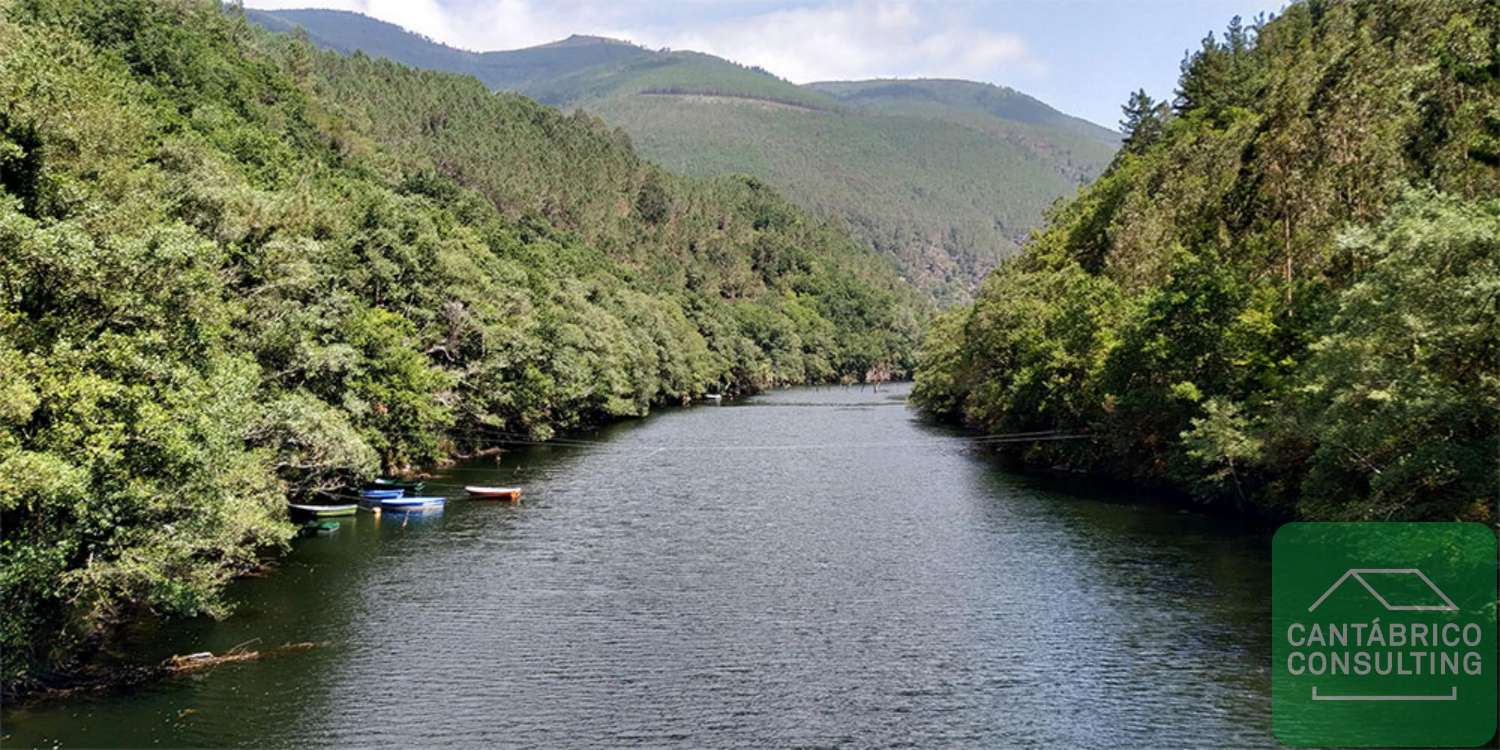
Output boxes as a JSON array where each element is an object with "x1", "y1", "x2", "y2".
[
  {"x1": 165, "y1": 641, "x2": 318, "y2": 675},
  {"x1": 7, "y1": 641, "x2": 322, "y2": 706}
]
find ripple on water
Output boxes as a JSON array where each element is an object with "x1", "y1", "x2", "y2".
[{"x1": 2, "y1": 384, "x2": 1274, "y2": 749}]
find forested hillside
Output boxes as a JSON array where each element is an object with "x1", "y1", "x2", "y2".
[
  {"x1": 0, "y1": 0, "x2": 919, "y2": 686},
  {"x1": 583, "y1": 76, "x2": 1114, "y2": 302},
  {"x1": 246, "y1": 8, "x2": 1119, "y2": 301},
  {"x1": 807, "y1": 78, "x2": 1113, "y2": 166},
  {"x1": 913, "y1": 1, "x2": 1500, "y2": 522}
]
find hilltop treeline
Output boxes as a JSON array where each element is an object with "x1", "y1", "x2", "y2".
[
  {"x1": 0, "y1": 0, "x2": 919, "y2": 684},
  {"x1": 913, "y1": 1, "x2": 1499, "y2": 521}
]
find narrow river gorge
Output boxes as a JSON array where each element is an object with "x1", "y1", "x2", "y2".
[{"x1": 3, "y1": 384, "x2": 1275, "y2": 748}]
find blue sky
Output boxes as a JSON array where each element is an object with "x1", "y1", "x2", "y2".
[{"x1": 244, "y1": 0, "x2": 1287, "y2": 128}]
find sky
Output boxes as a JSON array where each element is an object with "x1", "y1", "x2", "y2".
[{"x1": 242, "y1": 0, "x2": 1287, "y2": 128}]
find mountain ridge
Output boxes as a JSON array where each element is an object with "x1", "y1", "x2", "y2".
[{"x1": 245, "y1": 7, "x2": 1118, "y2": 301}]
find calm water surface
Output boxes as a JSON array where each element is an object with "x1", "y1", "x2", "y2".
[{"x1": 3, "y1": 384, "x2": 1274, "y2": 748}]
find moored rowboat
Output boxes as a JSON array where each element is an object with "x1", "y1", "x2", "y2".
[
  {"x1": 288, "y1": 503, "x2": 358, "y2": 517},
  {"x1": 465, "y1": 486, "x2": 522, "y2": 501},
  {"x1": 359, "y1": 488, "x2": 405, "y2": 500},
  {"x1": 380, "y1": 495, "x2": 446, "y2": 509}
]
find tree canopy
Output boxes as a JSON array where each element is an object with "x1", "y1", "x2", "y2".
[{"x1": 912, "y1": 0, "x2": 1500, "y2": 523}]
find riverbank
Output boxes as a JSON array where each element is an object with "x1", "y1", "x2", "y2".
[{"x1": 957, "y1": 438, "x2": 1294, "y2": 528}]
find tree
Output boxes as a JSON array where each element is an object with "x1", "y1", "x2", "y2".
[
  {"x1": 1119, "y1": 89, "x2": 1168, "y2": 155},
  {"x1": 1296, "y1": 191, "x2": 1499, "y2": 522}
]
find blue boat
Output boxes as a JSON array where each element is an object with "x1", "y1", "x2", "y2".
[
  {"x1": 359, "y1": 488, "x2": 405, "y2": 500},
  {"x1": 380, "y1": 495, "x2": 445, "y2": 509}
]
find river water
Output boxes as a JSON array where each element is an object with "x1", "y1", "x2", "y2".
[{"x1": 2, "y1": 384, "x2": 1275, "y2": 748}]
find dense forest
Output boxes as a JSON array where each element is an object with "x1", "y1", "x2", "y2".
[
  {"x1": 913, "y1": 0, "x2": 1499, "y2": 522},
  {"x1": 0, "y1": 0, "x2": 921, "y2": 687},
  {"x1": 587, "y1": 76, "x2": 1114, "y2": 301},
  {"x1": 245, "y1": 8, "x2": 1120, "y2": 302}
]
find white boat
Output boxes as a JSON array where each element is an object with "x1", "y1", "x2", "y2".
[{"x1": 464, "y1": 485, "x2": 522, "y2": 501}]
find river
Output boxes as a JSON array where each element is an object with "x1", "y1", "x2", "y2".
[{"x1": 1, "y1": 384, "x2": 1275, "y2": 748}]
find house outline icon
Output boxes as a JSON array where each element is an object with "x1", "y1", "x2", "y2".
[{"x1": 1308, "y1": 568, "x2": 1458, "y2": 613}]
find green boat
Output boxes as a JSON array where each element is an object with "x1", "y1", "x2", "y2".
[
  {"x1": 288, "y1": 503, "x2": 358, "y2": 518},
  {"x1": 297, "y1": 520, "x2": 341, "y2": 538}
]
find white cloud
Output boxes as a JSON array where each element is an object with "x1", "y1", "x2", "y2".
[
  {"x1": 243, "y1": 0, "x2": 623, "y2": 51},
  {"x1": 243, "y1": 0, "x2": 1042, "y2": 83},
  {"x1": 636, "y1": 2, "x2": 1038, "y2": 83}
]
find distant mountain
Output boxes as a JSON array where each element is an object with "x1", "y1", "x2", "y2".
[
  {"x1": 247, "y1": 8, "x2": 1119, "y2": 301},
  {"x1": 244, "y1": 10, "x2": 654, "y2": 87}
]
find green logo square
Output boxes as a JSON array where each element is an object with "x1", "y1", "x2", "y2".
[{"x1": 1272, "y1": 523, "x2": 1497, "y2": 747}]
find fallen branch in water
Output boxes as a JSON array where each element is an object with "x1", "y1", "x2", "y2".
[
  {"x1": 6, "y1": 642, "x2": 323, "y2": 706},
  {"x1": 165, "y1": 641, "x2": 319, "y2": 674}
]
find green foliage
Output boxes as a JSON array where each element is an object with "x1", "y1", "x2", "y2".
[
  {"x1": 1295, "y1": 192, "x2": 1499, "y2": 522},
  {"x1": 911, "y1": 0, "x2": 1500, "y2": 522},
  {"x1": 909, "y1": 308, "x2": 971, "y2": 421},
  {"x1": 1099, "y1": 247, "x2": 1248, "y2": 479},
  {"x1": 1118, "y1": 89, "x2": 1169, "y2": 156},
  {"x1": 0, "y1": 0, "x2": 919, "y2": 683}
]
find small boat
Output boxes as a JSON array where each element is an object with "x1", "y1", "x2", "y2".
[
  {"x1": 288, "y1": 503, "x2": 358, "y2": 517},
  {"x1": 297, "y1": 520, "x2": 341, "y2": 537},
  {"x1": 703, "y1": 393, "x2": 723, "y2": 402},
  {"x1": 464, "y1": 486, "x2": 522, "y2": 501},
  {"x1": 359, "y1": 488, "x2": 405, "y2": 500},
  {"x1": 380, "y1": 495, "x2": 446, "y2": 509},
  {"x1": 364, "y1": 478, "x2": 426, "y2": 494}
]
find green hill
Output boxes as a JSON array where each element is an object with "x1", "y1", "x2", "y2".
[
  {"x1": 246, "y1": 9, "x2": 1119, "y2": 302},
  {"x1": 911, "y1": 1, "x2": 1500, "y2": 522},
  {"x1": 809, "y1": 78, "x2": 1115, "y2": 165},
  {"x1": 583, "y1": 84, "x2": 1113, "y2": 301},
  {"x1": 0, "y1": 0, "x2": 919, "y2": 685}
]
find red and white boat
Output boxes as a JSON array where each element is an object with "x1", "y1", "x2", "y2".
[{"x1": 464, "y1": 485, "x2": 522, "y2": 501}]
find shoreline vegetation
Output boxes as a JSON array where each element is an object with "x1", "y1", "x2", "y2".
[
  {"x1": 911, "y1": 1, "x2": 1499, "y2": 524},
  {"x1": 0, "y1": 0, "x2": 921, "y2": 692}
]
